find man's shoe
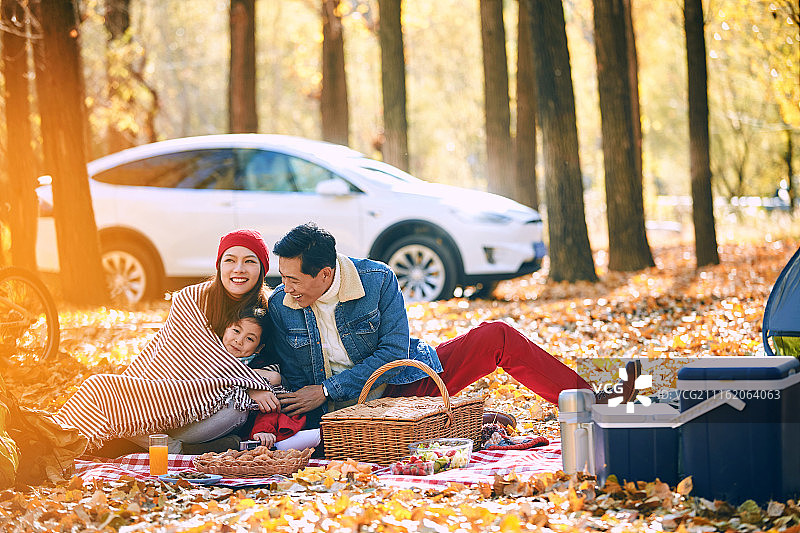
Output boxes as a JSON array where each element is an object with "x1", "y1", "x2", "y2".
[
  {"x1": 482, "y1": 410, "x2": 517, "y2": 429},
  {"x1": 595, "y1": 360, "x2": 641, "y2": 405},
  {"x1": 181, "y1": 435, "x2": 241, "y2": 455}
]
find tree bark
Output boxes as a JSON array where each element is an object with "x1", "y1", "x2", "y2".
[
  {"x1": 515, "y1": 0, "x2": 538, "y2": 210},
  {"x1": 35, "y1": 0, "x2": 107, "y2": 304},
  {"x1": 104, "y1": 0, "x2": 135, "y2": 154},
  {"x1": 527, "y1": 0, "x2": 596, "y2": 282},
  {"x1": 1, "y1": 0, "x2": 38, "y2": 269},
  {"x1": 480, "y1": 0, "x2": 514, "y2": 199},
  {"x1": 378, "y1": 0, "x2": 409, "y2": 171},
  {"x1": 622, "y1": 0, "x2": 642, "y2": 182},
  {"x1": 592, "y1": 0, "x2": 653, "y2": 271},
  {"x1": 229, "y1": 0, "x2": 258, "y2": 133},
  {"x1": 321, "y1": 0, "x2": 349, "y2": 146},
  {"x1": 684, "y1": 0, "x2": 719, "y2": 267}
]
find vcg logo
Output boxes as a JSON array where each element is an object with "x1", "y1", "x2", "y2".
[{"x1": 593, "y1": 365, "x2": 653, "y2": 413}]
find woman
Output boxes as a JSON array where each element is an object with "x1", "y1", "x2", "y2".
[{"x1": 55, "y1": 229, "x2": 281, "y2": 454}]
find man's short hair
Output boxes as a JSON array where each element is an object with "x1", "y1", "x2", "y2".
[{"x1": 273, "y1": 223, "x2": 337, "y2": 277}]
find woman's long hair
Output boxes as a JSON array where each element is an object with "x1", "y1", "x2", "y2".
[{"x1": 201, "y1": 260, "x2": 270, "y2": 339}]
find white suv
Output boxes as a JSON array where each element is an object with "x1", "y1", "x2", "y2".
[{"x1": 36, "y1": 134, "x2": 546, "y2": 304}]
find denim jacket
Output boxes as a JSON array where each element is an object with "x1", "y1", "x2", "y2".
[{"x1": 267, "y1": 255, "x2": 442, "y2": 417}]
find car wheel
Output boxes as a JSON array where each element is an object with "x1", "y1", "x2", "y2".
[
  {"x1": 384, "y1": 235, "x2": 457, "y2": 302},
  {"x1": 100, "y1": 240, "x2": 161, "y2": 304}
]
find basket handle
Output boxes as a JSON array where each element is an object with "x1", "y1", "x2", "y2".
[{"x1": 357, "y1": 359, "x2": 453, "y2": 426}]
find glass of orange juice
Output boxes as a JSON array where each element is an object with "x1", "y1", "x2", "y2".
[{"x1": 149, "y1": 434, "x2": 169, "y2": 476}]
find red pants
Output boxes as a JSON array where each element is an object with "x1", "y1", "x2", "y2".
[{"x1": 384, "y1": 321, "x2": 591, "y2": 405}]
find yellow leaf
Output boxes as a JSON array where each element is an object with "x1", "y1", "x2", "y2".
[
  {"x1": 499, "y1": 513, "x2": 522, "y2": 531},
  {"x1": 236, "y1": 498, "x2": 256, "y2": 510},
  {"x1": 676, "y1": 476, "x2": 693, "y2": 496}
]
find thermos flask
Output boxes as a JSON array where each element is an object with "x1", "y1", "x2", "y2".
[{"x1": 558, "y1": 389, "x2": 596, "y2": 475}]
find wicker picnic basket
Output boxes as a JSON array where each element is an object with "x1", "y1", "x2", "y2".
[
  {"x1": 320, "y1": 359, "x2": 485, "y2": 465},
  {"x1": 192, "y1": 447, "x2": 313, "y2": 477}
]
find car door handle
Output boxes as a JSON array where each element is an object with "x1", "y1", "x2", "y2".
[{"x1": 367, "y1": 210, "x2": 381, "y2": 218}]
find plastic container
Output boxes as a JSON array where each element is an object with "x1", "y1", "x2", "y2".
[
  {"x1": 677, "y1": 356, "x2": 800, "y2": 504},
  {"x1": 409, "y1": 438, "x2": 472, "y2": 472},
  {"x1": 592, "y1": 403, "x2": 680, "y2": 486},
  {"x1": 390, "y1": 456, "x2": 434, "y2": 476}
]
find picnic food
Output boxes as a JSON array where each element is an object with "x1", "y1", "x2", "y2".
[
  {"x1": 390, "y1": 456, "x2": 434, "y2": 476},
  {"x1": 192, "y1": 446, "x2": 313, "y2": 477},
  {"x1": 409, "y1": 438, "x2": 472, "y2": 472},
  {"x1": 177, "y1": 471, "x2": 213, "y2": 480}
]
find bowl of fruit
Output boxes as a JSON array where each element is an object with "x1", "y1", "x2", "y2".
[
  {"x1": 390, "y1": 455, "x2": 434, "y2": 476},
  {"x1": 408, "y1": 438, "x2": 472, "y2": 473}
]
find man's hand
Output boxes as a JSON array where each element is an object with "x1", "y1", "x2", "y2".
[
  {"x1": 278, "y1": 385, "x2": 326, "y2": 415},
  {"x1": 247, "y1": 389, "x2": 280, "y2": 412}
]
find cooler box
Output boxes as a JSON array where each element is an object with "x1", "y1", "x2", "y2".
[
  {"x1": 592, "y1": 403, "x2": 680, "y2": 486},
  {"x1": 677, "y1": 356, "x2": 800, "y2": 504}
]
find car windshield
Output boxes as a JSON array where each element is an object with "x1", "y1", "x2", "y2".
[{"x1": 348, "y1": 158, "x2": 426, "y2": 189}]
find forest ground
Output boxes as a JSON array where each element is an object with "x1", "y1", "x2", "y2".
[{"x1": 1, "y1": 223, "x2": 799, "y2": 532}]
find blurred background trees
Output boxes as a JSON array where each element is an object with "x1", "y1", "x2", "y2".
[{"x1": 0, "y1": 0, "x2": 797, "y2": 288}]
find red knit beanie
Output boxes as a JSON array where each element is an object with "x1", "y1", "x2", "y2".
[{"x1": 217, "y1": 229, "x2": 270, "y2": 273}]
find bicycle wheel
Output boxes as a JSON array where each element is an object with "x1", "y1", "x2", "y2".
[{"x1": 0, "y1": 266, "x2": 60, "y2": 361}]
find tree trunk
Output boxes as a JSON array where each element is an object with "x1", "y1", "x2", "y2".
[
  {"x1": 104, "y1": 0, "x2": 135, "y2": 154},
  {"x1": 515, "y1": 0, "x2": 538, "y2": 210},
  {"x1": 592, "y1": 0, "x2": 654, "y2": 271},
  {"x1": 684, "y1": 0, "x2": 719, "y2": 267},
  {"x1": 378, "y1": 0, "x2": 409, "y2": 171},
  {"x1": 321, "y1": 0, "x2": 349, "y2": 146},
  {"x1": 35, "y1": 0, "x2": 107, "y2": 304},
  {"x1": 480, "y1": 0, "x2": 514, "y2": 199},
  {"x1": 1, "y1": 0, "x2": 38, "y2": 270},
  {"x1": 527, "y1": 0, "x2": 596, "y2": 282},
  {"x1": 622, "y1": 0, "x2": 642, "y2": 182},
  {"x1": 229, "y1": 0, "x2": 258, "y2": 133},
  {"x1": 785, "y1": 129, "x2": 795, "y2": 210}
]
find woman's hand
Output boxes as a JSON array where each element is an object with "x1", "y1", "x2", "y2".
[
  {"x1": 253, "y1": 431, "x2": 276, "y2": 448},
  {"x1": 247, "y1": 389, "x2": 280, "y2": 412}
]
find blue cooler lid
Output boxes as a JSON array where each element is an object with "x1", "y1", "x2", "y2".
[{"x1": 677, "y1": 356, "x2": 799, "y2": 381}]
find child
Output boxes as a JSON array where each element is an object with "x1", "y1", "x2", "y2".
[{"x1": 223, "y1": 307, "x2": 319, "y2": 450}]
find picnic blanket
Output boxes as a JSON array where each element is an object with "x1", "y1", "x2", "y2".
[
  {"x1": 54, "y1": 283, "x2": 273, "y2": 450},
  {"x1": 72, "y1": 440, "x2": 564, "y2": 490}
]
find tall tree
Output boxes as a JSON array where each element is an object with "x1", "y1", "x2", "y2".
[
  {"x1": 515, "y1": 0, "x2": 538, "y2": 209},
  {"x1": 527, "y1": 0, "x2": 596, "y2": 283},
  {"x1": 35, "y1": 0, "x2": 107, "y2": 304},
  {"x1": 378, "y1": 0, "x2": 409, "y2": 171},
  {"x1": 104, "y1": 0, "x2": 136, "y2": 154},
  {"x1": 592, "y1": 0, "x2": 654, "y2": 271},
  {"x1": 229, "y1": 0, "x2": 258, "y2": 133},
  {"x1": 1, "y1": 0, "x2": 38, "y2": 269},
  {"x1": 321, "y1": 0, "x2": 348, "y2": 145},
  {"x1": 684, "y1": 0, "x2": 719, "y2": 267},
  {"x1": 621, "y1": 0, "x2": 642, "y2": 183},
  {"x1": 480, "y1": 0, "x2": 514, "y2": 199}
]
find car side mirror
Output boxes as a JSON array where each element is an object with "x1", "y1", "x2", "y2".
[{"x1": 315, "y1": 178, "x2": 351, "y2": 196}]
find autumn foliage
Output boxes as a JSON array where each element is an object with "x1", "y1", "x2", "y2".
[{"x1": 1, "y1": 239, "x2": 799, "y2": 531}]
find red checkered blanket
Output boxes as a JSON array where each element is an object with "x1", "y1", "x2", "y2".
[{"x1": 73, "y1": 441, "x2": 564, "y2": 490}]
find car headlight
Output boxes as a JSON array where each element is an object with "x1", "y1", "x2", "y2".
[{"x1": 451, "y1": 207, "x2": 514, "y2": 224}]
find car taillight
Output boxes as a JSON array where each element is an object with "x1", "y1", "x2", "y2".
[{"x1": 38, "y1": 196, "x2": 53, "y2": 217}]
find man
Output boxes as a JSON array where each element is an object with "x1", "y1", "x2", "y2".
[{"x1": 269, "y1": 223, "x2": 633, "y2": 425}]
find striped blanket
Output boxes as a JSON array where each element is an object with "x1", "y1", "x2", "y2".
[{"x1": 55, "y1": 283, "x2": 273, "y2": 450}]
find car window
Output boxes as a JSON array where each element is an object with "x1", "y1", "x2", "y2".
[
  {"x1": 93, "y1": 149, "x2": 237, "y2": 190},
  {"x1": 235, "y1": 149, "x2": 360, "y2": 193},
  {"x1": 286, "y1": 157, "x2": 338, "y2": 192},
  {"x1": 236, "y1": 150, "x2": 297, "y2": 192}
]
